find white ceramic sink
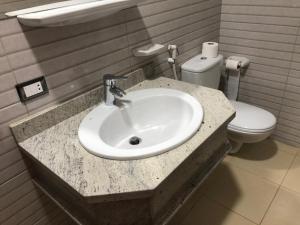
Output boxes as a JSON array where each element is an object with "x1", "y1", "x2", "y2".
[{"x1": 78, "y1": 88, "x2": 203, "y2": 160}]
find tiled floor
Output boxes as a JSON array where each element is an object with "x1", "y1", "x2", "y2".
[{"x1": 177, "y1": 138, "x2": 300, "y2": 225}]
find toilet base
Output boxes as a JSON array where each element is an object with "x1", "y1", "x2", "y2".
[
  {"x1": 228, "y1": 139, "x2": 243, "y2": 154},
  {"x1": 227, "y1": 128, "x2": 275, "y2": 154}
]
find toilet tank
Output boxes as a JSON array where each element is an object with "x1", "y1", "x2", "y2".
[{"x1": 181, "y1": 54, "x2": 223, "y2": 89}]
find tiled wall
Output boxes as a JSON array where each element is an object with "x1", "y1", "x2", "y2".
[
  {"x1": 0, "y1": 0, "x2": 222, "y2": 224},
  {"x1": 219, "y1": 0, "x2": 300, "y2": 147}
]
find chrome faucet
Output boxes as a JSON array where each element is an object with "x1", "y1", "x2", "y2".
[{"x1": 103, "y1": 74, "x2": 127, "y2": 106}]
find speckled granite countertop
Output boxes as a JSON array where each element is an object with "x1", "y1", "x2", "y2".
[{"x1": 11, "y1": 76, "x2": 235, "y2": 201}]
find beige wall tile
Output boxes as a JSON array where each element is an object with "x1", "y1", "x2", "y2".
[
  {"x1": 0, "y1": 103, "x2": 27, "y2": 124},
  {"x1": 221, "y1": 21, "x2": 299, "y2": 35},
  {"x1": 1, "y1": 13, "x2": 125, "y2": 53},
  {"x1": 222, "y1": 5, "x2": 300, "y2": 18},
  {"x1": 220, "y1": 29, "x2": 296, "y2": 44},
  {"x1": 0, "y1": 148, "x2": 23, "y2": 171},
  {"x1": 0, "y1": 89, "x2": 20, "y2": 109},
  {"x1": 221, "y1": 14, "x2": 300, "y2": 27},
  {"x1": 0, "y1": 136, "x2": 17, "y2": 155},
  {"x1": 222, "y1": 0, "x2": 298, "y2": 7},
  {"x1": 0, "y1": 189, "x2": 42, "y2": 224},
  {"x1": 12, "y1": 36, "x2": 129, "y2": 81},
  {"x1": 0, "y1": 19, "x2": 29, "y2": 37},
  {"x1": 220, "y1": 36, "x2": 295, "y2": 52},
  {"x1": 6, "y1": 24, "x2": 127, "y2": 69},
  {"x1": 0, "y1": 73, "x2": 16, "y2": 93},
  {"x1": 0, "y1": 170, "x2": 31, "y2": 197},
  {"x1": 0, "y1": 56, "x2": 11, "y2": 75},
  {"x1": 220, "y1": 0, "x2": 300, "y2": 146},
  {"x1": 0, "y1": 160, "x2": 28, "y2": 185}
]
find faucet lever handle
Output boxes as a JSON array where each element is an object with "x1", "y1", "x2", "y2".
[
  {"x1": 110, "y1": 86, "x2": 126, "y2": 97},
  {"x1": 103, "y1": 74, "x2": 128, "y2": 81}
]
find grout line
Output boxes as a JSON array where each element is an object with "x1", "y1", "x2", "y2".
[
  {"x1": 203, "y1": 154, "x2": 291, "y2": 224},
  {"x1": 1, "y1": 17, "x2": 126, "y2": 47},
  {"x1": 125, "y1": 0, "x2": 212, "y2": 23},
  {"x1": 258, "y1": 184, "x2": 280, "y2": 225},
  {"x1": 239, "y1": 92, "x2": 282, "y2": 108},
  {"x1": 5, "y1": 23, "x2": 128, "y2": 55},
  {"x1": 225, "y1": 159, "x2": 282, "y2": 186},
  {"x1": 222, "y1": 4, "x2": 300, "y2": 9},
  {"x1": 220, "y1": 39, "x2": 295, "y2": 54},
  {"x1": 221, "y1": 21, "x2": 299, "y2": 30},
  {"x1": 272, "y1": 135, "x2": 300, "y2": 148},
  {"x1": 274, "y1": 26, "x2": 300, "y2": 137},
  {"x1": 279, "y1": 154, "x2": 297, "y2": 186},
  {"x1": 128, "y1": 14, "x2": 220, "y2": 48},
  {"x1": 9, "y1": 34, "x2": 128, "y2": 71},
  {"x1": 221, "y1": 18, "x2": 299, "y2": 28},
  {"x1": 221, "y1": 12, "x2": 300, "y2": 19},
  {"x1": 220, "y1": 44, "x2": 294, "y2": 62},
  {"x1": 240, "y1": 85, "x2": 284, "y2": 99},
  {"x1": 259, "y1": 151, "x2": 298, "y2": 224},
  {"x1": 123, "y1": 11, "x2": 135, "y2": 74},
  {"x1": 203, "y1": 193, "x2": 259, "y2": 225},
  {"x1": 14, "y1": 195, "x2": 53, "y2": 225},
  {"x1": 0, "y1": 190, "x2": 44, "y2": 223},
  {"x1": 0, "y1": 179, "x2": 35, "y2": 210},
  {"x1": 0, "y1": 170, "x2": 29, "y2": 196},
  {"x1": 0, "y1": 159, "x2": 28, "y2": 186},
  {"x1": 220, "y1": 29, "x2": 297, "y2": 41},
  {"x1": 127, "y1": 4, "x2": 221, "y2": 35},
  {"x1": 11, "y1": 13, "x2": 220, "y2": 77},
  {"x1": 274, "y1": 131, "x2": 300, "y2": 145}
]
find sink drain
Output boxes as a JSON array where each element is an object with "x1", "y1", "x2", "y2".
[{"x1": 129, "y1": 136, "x2": 142, "y2": 145}]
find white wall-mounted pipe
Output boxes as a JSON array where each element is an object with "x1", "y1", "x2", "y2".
[{"x1": 168, "y1": 45, "x2": 179, "y2": 80}]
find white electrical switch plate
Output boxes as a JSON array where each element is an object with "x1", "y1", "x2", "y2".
[
  {"x1": 16, "y1": 76, "x2": 48, "y2": 102},
  {"x1": 23, "y1": 81, "x2": 43, "y2": 98}
]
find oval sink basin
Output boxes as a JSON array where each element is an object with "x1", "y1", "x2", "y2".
[{"x1": 78, "y1": 88, "x2": 203, "y2": 160}]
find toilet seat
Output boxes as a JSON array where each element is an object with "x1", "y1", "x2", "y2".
[{"x1": 228, "y1": 100, "x2": 276, "y2": 133}]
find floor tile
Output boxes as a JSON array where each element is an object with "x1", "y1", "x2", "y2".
[
  {"x1": 282, "y1": 156, "x2": 300, "y2": 194},
  {"x1": 272, "y1": 139, "x2": 299, "y2": 155},
  {"x1": 201, "y1": 162, "x2": 278, "y2": 224},
  {"x1": 225, "y1": 139, "x2": 296, "y2": 184},
  {"x1": 261, "y1": 187, "x2": 300, "y2": 225},
  {"x1": 181, "y1": 195, "x2": 256, "y2": 225}
]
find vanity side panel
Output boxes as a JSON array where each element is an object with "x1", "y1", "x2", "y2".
[
  {"x1": 93, "y1": 198, "x2": 152, "y2": 225},
  {"x1": 150, "y1": 125, "x2": 230, "y2": 225},
  {"x1": 23, "y1": 150, "x2": 98, "y2": 225},
  {"x1": 25, "y1": 148, "x2": 153, "y2": 225}
]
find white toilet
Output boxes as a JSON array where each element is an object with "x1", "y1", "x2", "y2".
[{"x1": 181, "y1": 54, "x2": 277, "y2": 153}]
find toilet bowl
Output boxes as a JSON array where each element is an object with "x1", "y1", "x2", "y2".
[
  {"x1": 227, "y1": 100, "x2": 276, "y2": 153},
  {"x1": 181, "y1": 53, "x2": 277, "y2": 153}
]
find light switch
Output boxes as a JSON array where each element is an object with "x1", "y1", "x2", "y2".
[
  {"x1": 23, "y1": 81, "x2": 44, "y2": 98},
  {"x1": 16, "y1": 77, "x2": 48, "y2": 102}
]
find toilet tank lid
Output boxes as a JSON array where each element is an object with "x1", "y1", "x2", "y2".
[{"x1": 181, "y1": 54, "x2": 223, "y2": 73}]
